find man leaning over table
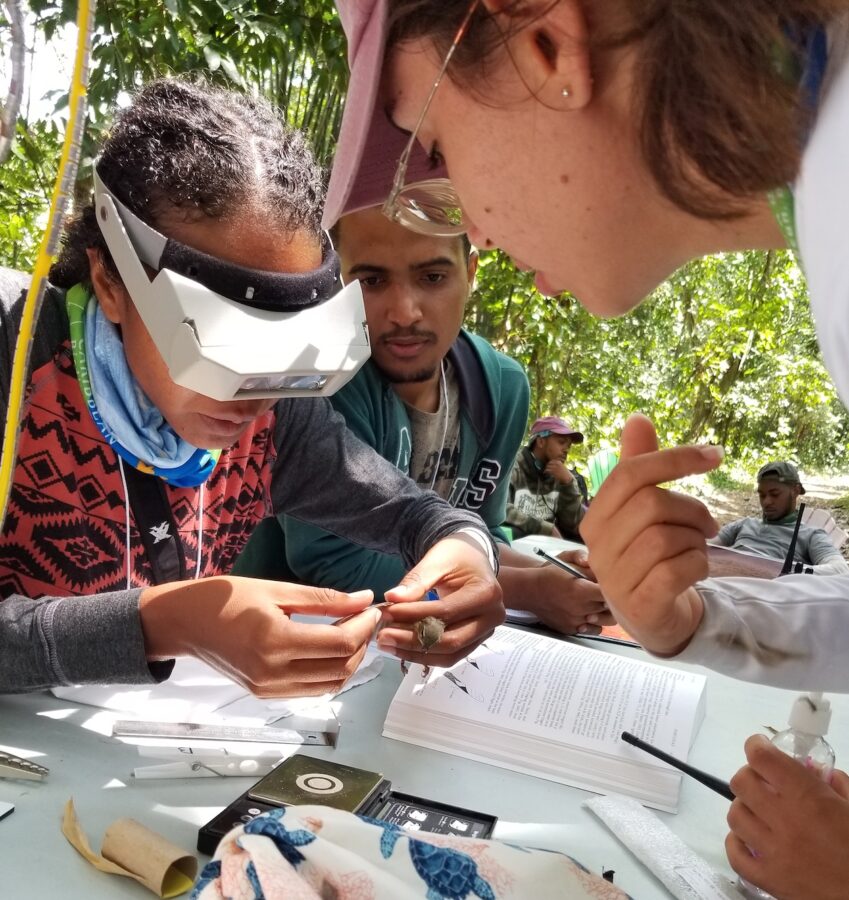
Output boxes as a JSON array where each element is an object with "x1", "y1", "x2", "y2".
[{"x1": 235, "y1": 207, "x2": 614, "y2": 637}]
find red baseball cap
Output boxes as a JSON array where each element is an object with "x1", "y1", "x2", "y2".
[
  {"x1": 322, "y1": 0, "x2": 448, "y2": 229},
  {"x1": 530, "y1": 417, "x2": 584, "y2": 443}
]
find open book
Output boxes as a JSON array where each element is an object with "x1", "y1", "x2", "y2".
[
  {"x1": 504, "y1": 608, "x2": 638, "y2": 645},
  {"x1": 383, "y1": 626, "x2": 707, "y2": 813}
]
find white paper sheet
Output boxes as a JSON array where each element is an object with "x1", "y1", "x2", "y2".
[{"x1": 52, "y1": 648, "x2": 384, "y2": 727}]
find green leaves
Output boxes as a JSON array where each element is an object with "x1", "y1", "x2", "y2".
[
  {"x1": 0, "y1": 120, "x2": 62, "y2": 270},
  {"x1": 5, "y1": 0, "x2": 848, "y2": 471},
  {"x1": 468, "y1": 249, "x2": 849, "y2": 471},
  {"x1": 21, "y1": 0, "x2": 348, "y2": 163},
  {"x1": 2, "y1": 0, "x2": 349, "y2": 264}
]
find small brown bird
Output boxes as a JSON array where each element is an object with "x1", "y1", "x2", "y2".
[
  {"x1": 399, "y1": 616, "x2": 446, "y2": 677},
  {"x1": 414, "y1": 616, "x2": 446, "y2": 652}
]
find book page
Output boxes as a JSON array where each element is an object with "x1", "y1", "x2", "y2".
[{"x1": 399, "y1": 627, "x2": 705, "y2": 760}]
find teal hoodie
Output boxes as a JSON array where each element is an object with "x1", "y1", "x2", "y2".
[{"x1": 234, "y1": 330, "x2": 529, "y2": 598}]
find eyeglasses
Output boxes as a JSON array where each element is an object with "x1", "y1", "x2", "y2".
[{"x1": 381, "y1": 0, "x2": 481, "y2": 237}]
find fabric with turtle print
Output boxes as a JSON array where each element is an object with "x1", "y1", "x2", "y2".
[{"x1": 192, "y1": 804, "x2": 631, "y2": 899}]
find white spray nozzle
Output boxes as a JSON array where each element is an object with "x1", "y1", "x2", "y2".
[{"x1": 789, "y1": 691, "x2": 832, "y2": 736}]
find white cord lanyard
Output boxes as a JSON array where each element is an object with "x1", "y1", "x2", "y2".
[{"x1": 429, "y1": 359, "x2": 450, "y2": 491}]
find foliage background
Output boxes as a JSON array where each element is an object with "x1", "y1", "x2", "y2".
[{"x1": 2, "y1": 0, "x2": 847, "y2": 475}]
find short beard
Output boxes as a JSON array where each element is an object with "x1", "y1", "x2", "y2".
[
  {"x1": 761, "y1": 506, "x2": 796, "y2": 522},
  {"x1": 763, "y1": 509, "x2": 791, "y2": 522},
  {"x1": 374, "y1": 360, "x2": 437, "y2": 384}
]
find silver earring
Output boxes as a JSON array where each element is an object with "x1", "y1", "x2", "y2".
[{"x1": 561, "y1": 87, "x2": 571, "y2": 98}]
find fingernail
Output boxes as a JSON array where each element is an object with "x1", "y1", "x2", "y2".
[
  {"x1": 577, "y1": 553, "x2": 589, "y2": 564},
  {"x1": 377, "y1": 635, "x2": 396, "y2": 649},
  {"x1": 349, "y1": 589, "x2": 374, "y2": 602},
  {"x1": 587, "y1": 615, "x2": 599, "y2": 625},
  {"x1": 577, "y1": 625, "x2": 589, "y2": 634},
  {"x1": 699, "y1": 445, "x2": 724, "y2": 462}
]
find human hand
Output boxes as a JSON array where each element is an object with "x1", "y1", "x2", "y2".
[
  {"x1": 139, "y1": 577, "x2": 380, "y2": 698},
  {"x1": 557, "y1": 548, "x2": 595, "y2": 580},
  {"x1": 522, "y1": 563, "x2": 614, "y2": 635},
  {"x1": 545, "y1": 459, "x2": 574, "y2": 484},
  {"x1": 579, "y1": 414, "x2": 722, "y2": 655},
  {"x1": 377, "y1": 534, "x2": 504, "y2": 668},
  {"x1": 726, "y1": 735, "x2": 849, "y2": 900}
]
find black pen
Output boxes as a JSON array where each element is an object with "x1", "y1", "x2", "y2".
[
  {"x1": 534, "y1": 547, "x2": 592, "y2": 581},
  {"x1": 621, "y1": 731, "x2": 735, "y2": 801}
]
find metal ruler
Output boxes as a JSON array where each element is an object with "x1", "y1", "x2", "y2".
[
  {"x1": 112, "y1": 718, "x2": 339, "y2": 747},
  {"x1": 0, "y1": 750, "x2": 49, "y2": 781}
]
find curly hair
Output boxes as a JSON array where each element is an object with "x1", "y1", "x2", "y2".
[
  {"x1": 50, "y1": 77, "x2": 325, "y2": 287},
  {"x1": 387, "y1": 0, "x2": 849, "y2": 220}
]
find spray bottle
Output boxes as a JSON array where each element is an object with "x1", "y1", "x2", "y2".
[{"x1": 737, "y1": 691, "x2": 835, "y2": 900}]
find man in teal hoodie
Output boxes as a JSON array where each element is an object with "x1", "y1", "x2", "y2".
[{"x1": 235, "y1": 208, "x2": 613, "y2": 635}]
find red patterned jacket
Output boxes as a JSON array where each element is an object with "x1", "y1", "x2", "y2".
[{"x1": 0, "y1": 269, "x2": 489, "y2": 692}]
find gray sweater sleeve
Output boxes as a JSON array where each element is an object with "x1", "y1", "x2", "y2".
[
  {"x1": 0, "y1": 271, "x2": 172, "y2": 693},
  {"x1": 271, "y1": 398, "x2": 496, "y2": 567},
  {"x1": 668, "y1": 574, "x2": 849, "y2": 690},
  {"x1": 806, "y1": 530, "x2": 849, "y2": 572},
  {"x1": 715, "y1": 520, "x2": 742, "y2": 547},
  {"x1": 0, "y1": 590, "x2": 173, "y2": 693}
]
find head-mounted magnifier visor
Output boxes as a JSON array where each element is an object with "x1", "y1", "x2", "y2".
[{"x1": 93, "y1": 168, "x2": 371, "y2": 402}]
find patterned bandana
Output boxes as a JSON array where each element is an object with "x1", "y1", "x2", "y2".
[
  {"x1": 194, "y1": 803, "x2": 631, "y2": 900},
  {"x1": 66, "y1": 284, "x2": 220, "y2": 487}
]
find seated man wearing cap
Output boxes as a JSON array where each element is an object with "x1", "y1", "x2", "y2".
[
  {"x1": 505, "y1": 417, "x2": 589, "y2": 543},
  {"x1": 711, "y1": 461, "x2": 848, "y2": 576},
  {"x1": 235, "y1": 209, "x2": 614, "y2": 637}
]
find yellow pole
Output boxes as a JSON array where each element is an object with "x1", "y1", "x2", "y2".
[{"x1": 0, "y1": 0, "x2": 95, "y2": 534}]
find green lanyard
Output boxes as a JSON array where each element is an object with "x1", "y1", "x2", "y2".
[
  {"x1": 767, "y1": 26, "x2": 828, "y2": 258},
  {"x1": 768, "y1": 185, "x2": 800, "y2": 256}
]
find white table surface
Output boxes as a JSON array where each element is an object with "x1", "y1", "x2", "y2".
[{"x1": 3, "y1": 632, "x2": 846, "y2": 899}]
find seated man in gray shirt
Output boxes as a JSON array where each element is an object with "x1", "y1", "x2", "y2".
[{"x1": 712, "y1": 461, "x2": 848, "y2": 575}]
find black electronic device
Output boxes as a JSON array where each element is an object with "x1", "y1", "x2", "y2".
[
  {"x1": 780, "y1": 502, "x2": 806, "y2": 576},
  {"x1": 197, "y1": 752, "x2": 497, "y2": 855},
  {"x1": 247, "y1": 753, "x2": 388, "y2": 810}
]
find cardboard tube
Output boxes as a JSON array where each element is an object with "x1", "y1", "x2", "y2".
[{"x1": 62, "y1": 798, "x2": 197, "y2": 898}]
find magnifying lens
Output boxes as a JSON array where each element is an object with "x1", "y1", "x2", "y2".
[{"x1": 93, "y1": 168, "x2": 371, "y2": 402}]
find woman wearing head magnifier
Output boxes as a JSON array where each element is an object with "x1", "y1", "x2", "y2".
[{"x1": 0, "y1": 77, "x2": 503, "y2": 696}]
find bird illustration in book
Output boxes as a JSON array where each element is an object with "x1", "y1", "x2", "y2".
[{"x1": 444, "y1": 671, "x2": 484, "y2": 703}]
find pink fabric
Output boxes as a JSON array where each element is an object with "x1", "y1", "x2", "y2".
[
  {"x1": 530, "y1": 416, "x2": 584, "y2": 442},
  {"x1": 323, "y1": 0, "x2": 448, "y2": 228}
]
